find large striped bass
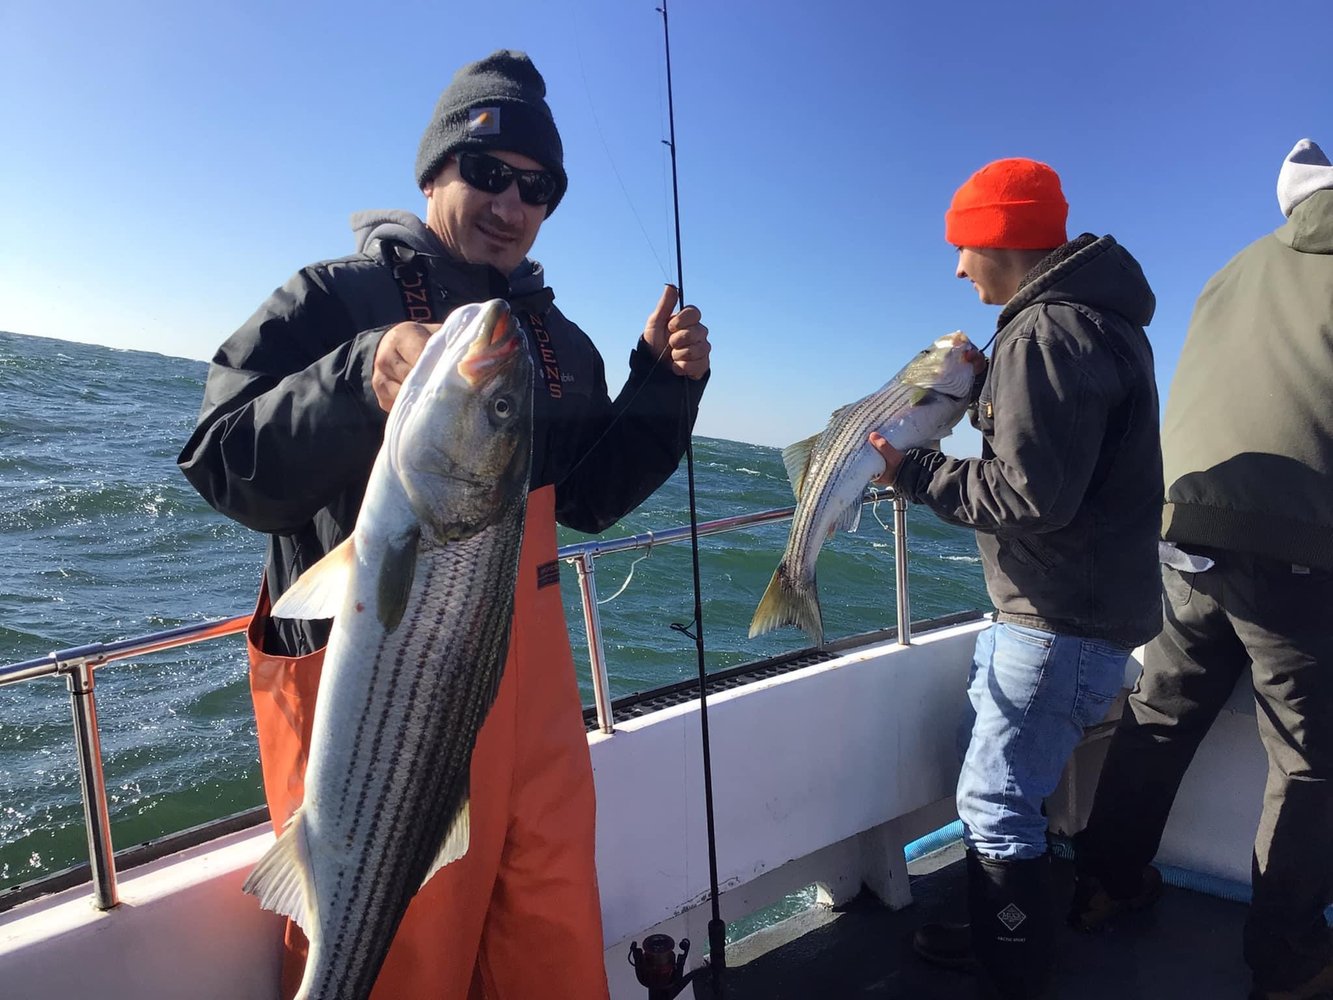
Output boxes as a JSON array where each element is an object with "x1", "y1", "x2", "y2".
[
  {"x1": 242, "y1": 299, "x2": 534, "y2": 1000},
  {"x1": 749, "y1": 332, "x2": 980, "y2": 646}
]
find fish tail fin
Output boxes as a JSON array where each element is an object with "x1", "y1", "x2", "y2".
[
  {"x1": 749, "y1": 563, "x2": 824, "y2": 646},
  {"x1": 242, "y1": 810, "x2": 316, "y2": 933}
]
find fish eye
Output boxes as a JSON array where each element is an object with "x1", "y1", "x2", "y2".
[{"x1": 493, "y1": 397, "x2": 511, "y2": 418}]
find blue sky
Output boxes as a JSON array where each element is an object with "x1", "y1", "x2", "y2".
[{"x1": 2, "y1": 0, "x2": 1329, "y2": 450}]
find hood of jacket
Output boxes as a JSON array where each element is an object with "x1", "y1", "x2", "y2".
[
  {"x1": 1277, "y1": 188, "x2": 1333, "y2": 254},
  {"x1": 348, "y1": 209, "x2": 548, "y2": 297},
  {"x1": 997, "y1": 233, "x2": 1156, "y2": 331}
]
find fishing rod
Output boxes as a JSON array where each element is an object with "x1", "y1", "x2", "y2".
[{"x1": 626, "y1": 2, "x2": 728, "y2": 998}]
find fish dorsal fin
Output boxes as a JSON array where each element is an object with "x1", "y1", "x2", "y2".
[
  {"x1": 421, "y1": 796, "x2": 471, "y2": 889},
  {"x1": 831, "y1": 496, "x2": 863, "y2": 536},
  {"x1": 781, "y1": 433, "x2": 822, "y2": 501},
  {"x1": 242, "y1": 810, "x2": 316, "y2": 932},
  {"x1": 829, "y1": 402, "x2": 856, "y2": 425},
  {"x1": 377, "y1": 526, "x2": 421, "y2": 632},
  {"x1": 270, "y1": 537, "x2": 357, "y2": 620}
]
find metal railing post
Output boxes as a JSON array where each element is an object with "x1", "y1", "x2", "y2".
[
  {"x1": 65, "y1": 658, "x2": 118, "y2": 909},
  {"x1": 573, "y1": 553, "x2": 616, "y2": 735},
  {"x1": 893, "y1": 492, "x2": 912, "y2": 646}
]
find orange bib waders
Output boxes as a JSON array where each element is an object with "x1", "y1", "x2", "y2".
[{"x1": 246, "y1": 486, "x2": 610, "y2": 999}]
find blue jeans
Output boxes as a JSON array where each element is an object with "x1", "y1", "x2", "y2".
[{"x1": 956, "y1": 622, "x2": 1129, "y2": 860}]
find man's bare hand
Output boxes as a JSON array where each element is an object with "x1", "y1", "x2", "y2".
[
  {"x1": 642, "y1": 285, "x2": 711, "y2": 380},
  {"x1": 372, "y1": 321, "x2": 439, "y2": 412},
  {"x1": 868, "y1": 432, "x2": 906, "y2": 486}
]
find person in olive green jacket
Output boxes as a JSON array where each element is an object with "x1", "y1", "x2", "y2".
[{"x1": 1072, "y1": 138, "x2": 1333, "y2": 1000}]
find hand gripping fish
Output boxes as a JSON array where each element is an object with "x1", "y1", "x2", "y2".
[
  {"x1": 749, "y1": 332, "x2": 980, "y2": 647},
  {"x1": 243, "y1": 300, "x2": 534, "y2": 1000}
]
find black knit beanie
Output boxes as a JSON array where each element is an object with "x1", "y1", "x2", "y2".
[{"x1": 415, "y1": 50, "x2": 568, "y2": 216}]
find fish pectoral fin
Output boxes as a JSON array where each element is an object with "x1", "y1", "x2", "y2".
[
  {"x1": 271, "y1": 538, "x2": 357, "y2": 620},
  {"x1": 241, "y1": 811, "x2": 316, "y2": 932},
  {"x1": 780, "y1": 433, "x2": 821, "y2": 501},
  {"x1": 421, "y1": 798, "x2": 471, "y2": 889},
  {"x1": 832, "y1": 497, "x2": 863, "y2": 535},
  {"x1": 378, "y1": 527, "x2": 421, "y2": 632}
]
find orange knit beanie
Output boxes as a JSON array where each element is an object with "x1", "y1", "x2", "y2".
[{"x1": 945, "y1": 158, "x2": 1068, "y2": 249}]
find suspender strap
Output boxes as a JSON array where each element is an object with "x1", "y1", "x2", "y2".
[
  {"x1": 385, "y1": 243, "x2": 442, "y2": 323},
  {"x1": 526, "y1": 309, "x2": 564, "y2": 400}
]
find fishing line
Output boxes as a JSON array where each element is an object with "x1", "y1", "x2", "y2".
[
  {"x1": 551, "y1": 30, "x2": 688, "y2": 496},
  {"x1": 596, "y1": 552, "x2": 651, "y2": 606},
  {"x1": 573, "y1": 30, "x2": 673, "y2": 284},
  {"x1": 868, "y1": 487, "x2": 896, "y2": 533}
]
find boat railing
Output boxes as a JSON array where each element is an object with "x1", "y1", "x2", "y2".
[
  {"x1": 565, "y1": 491, "x2": 912, "y2": 734},
  {"x1": 0, "y1": 491, "x2": 912, "y2": 913}
]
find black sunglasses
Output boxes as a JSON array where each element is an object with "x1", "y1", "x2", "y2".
[{"x1": 457, "y1": 152, "x2": 558, "y2": 207}]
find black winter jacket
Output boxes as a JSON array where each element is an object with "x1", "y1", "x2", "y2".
[
  {"x1": 178, "y1": 211, "x2": 704, "y2": 655},
  {"x1": 896, "y1": 235, "x2": 1163, "y2": 648}
]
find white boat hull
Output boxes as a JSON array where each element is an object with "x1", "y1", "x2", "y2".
[{"x1": 0, "y1": 619, "x2": 1268, "y2": 999}]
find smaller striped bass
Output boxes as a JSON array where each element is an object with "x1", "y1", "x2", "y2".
[{"x1": 749, "y1": 332, "x2": 980, "y2": 646}]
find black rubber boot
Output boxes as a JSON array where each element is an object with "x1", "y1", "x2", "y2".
[
  {"x1": 968, "y1": 851, "x2": 1053, "y2": 1000},
  {"x1": 911, "y1": 847, "x2": 978, "y2": 970},
  {"x1": 1068, "y1": 865, "x2": 1163, "y2": 932},
  {"x1": 911, "y1": 919, "x2": 975, "y2": 970}
]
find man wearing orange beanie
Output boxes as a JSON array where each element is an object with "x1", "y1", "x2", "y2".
[{"x1": 870, "y1": 158, "x2": 1164, "y2": 999}]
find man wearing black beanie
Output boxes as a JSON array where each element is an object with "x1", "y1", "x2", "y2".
[
  {"x1": 180, "y1": 48, "x2": 711, "y2": 1000},
  {"x1": 415, "y1": 50, "x2": 569, "y2": 214}
]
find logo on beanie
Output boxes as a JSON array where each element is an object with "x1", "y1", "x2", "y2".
[
  {"x1": 997, "y1": 903, "x2": 1027, "y2": 931},
  {"x1": 467, "y1": 107, "x2": 501, "y2": 136}
]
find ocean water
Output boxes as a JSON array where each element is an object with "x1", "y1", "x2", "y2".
[{"x1": 0, "y1": 330, "x2": 988, "y2": 889}]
